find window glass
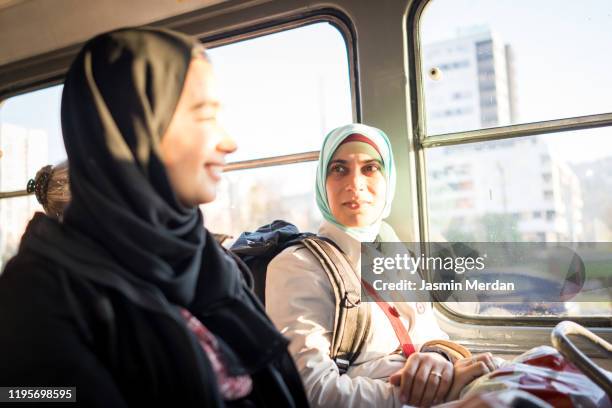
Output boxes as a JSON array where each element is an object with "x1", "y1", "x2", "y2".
[
  {"x1": 426, "y1": 128, "x2": 612, "y2": 317},
  {"x1": 0, "y1": 85, "x2": 64, "y2": 269},
  {"x1": 201, "y1": 22, "x2": 352, "y2": 239},
  {"x1": 208, "y1": 22, "x2": 352, "y2": 162},
  {"x1": 202, "y1": 161, "x2": 321, "y2": 243},
  {"x1": 0, "y1": 85, "x2": 66, "y2": 170},
  {"x1": 0, "y1": 85, "x2": 66, "y2": 189},
  {"x1": 420, "y1": 0, "x2": 612, "y2": 135}
]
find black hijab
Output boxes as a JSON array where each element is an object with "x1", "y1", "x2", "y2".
[
  {"x1": 61, "y1": 27, "x2": 204, "y2": 305},
  {"x1": 22, "y1": 27, "x2": 291, "y2": 376}
]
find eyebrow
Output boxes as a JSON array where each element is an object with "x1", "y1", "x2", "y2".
[
  {"x1": 190, "y1": 100, "x2": 220, "y2": 111},
  {"x1": 328, "y1": 158, "x2": 382, "y2": 167}
]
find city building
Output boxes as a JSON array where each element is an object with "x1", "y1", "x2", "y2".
[
  {"x1": 422, "y1": 28, "x2": 583, "y2": 242},
  {"x1": 422, "y1": 26, "x2": 517, "y2": 135},
  {"x1": 427, "y1": 138, "x2": 583, "y2": 242}
]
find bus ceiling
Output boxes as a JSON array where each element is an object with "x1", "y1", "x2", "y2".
[{"x1": 0, "y1": 0, "x2": 226, "y2": 67}]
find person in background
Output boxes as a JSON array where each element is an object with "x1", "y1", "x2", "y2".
[
  {"x1": 0, "y1": 27, "x2": 307, "y2": 407},
  {"x1": 266, "y1": 124, "x2": 496, "y2": 408},
  {"x1": 27, "y1": 160, "x2": 69, "y2": 220}
]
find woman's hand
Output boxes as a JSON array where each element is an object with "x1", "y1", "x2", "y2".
[
  {"x1": 445, "y1": 353, "x2": 496, "y2": 402},
  {"x1": 389, "y1": 352, "x2": 453, "y2": 407},
  {"x1": 456, "y1": 353, "x2": 497, "y2": 372}
]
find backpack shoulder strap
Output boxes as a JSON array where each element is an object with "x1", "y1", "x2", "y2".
[{"x1": 301, "y1": 237, "x2": 371, "y2": 374}]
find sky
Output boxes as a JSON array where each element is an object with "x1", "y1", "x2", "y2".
[
  {"x1": 420, "y1": 0, "x2": 612, "y2": 163},
  {"x1": 0, "y1": 85, "x2": 63, "y2": 164},
  {"x1": 206, "y1": 23, "x2": 352, "y2": 162}
]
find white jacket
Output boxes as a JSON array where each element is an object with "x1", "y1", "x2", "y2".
[{"x1": 266, "y1": 220, "x2": 449, "y2": 408}]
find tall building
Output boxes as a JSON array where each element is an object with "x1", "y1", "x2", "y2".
[
  {"x1": 0, "y1": 123, "x2": 47, "y2": 269},
  {"x1": 423, "y1": 28, "x2": 583, "y2": 242},
  {"x1": 423, "y1": 26, "x2": 517, "y2": 135},
  {"x1": 427, "y1": 139, "x2": 583, "y2": 242}
]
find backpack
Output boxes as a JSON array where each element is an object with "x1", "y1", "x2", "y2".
[{"x1": 230, "y1": 220, "x2": 371, "y2": 374}]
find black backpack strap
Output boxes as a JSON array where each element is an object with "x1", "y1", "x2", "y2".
[{"x1": 301, "y1": 237, "x2": 371, "y2": 374}]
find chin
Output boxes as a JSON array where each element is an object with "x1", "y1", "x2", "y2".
[
  {"x1": 199, "y1": 194, "x2": 216, "y2": 205},
  {"x1": 200, "y1": 188, "x2": 218, "y2": 204},
  {"x1": 340, "y1": 216, "x2": 372, "y2": 228}
]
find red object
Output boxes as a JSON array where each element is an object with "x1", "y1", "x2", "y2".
[
  {"x1": 523, "y1": 352, "x2": 583, "y2": 374},
  {"x1": 181, "y1": 308, "x2": 253, "y2": 400},
  {"x1": 362, "y1": 280, "x2": 416, "y2": 356},
  {"x1": 467, "y1": 346, "x2": 610, "y2": 408},
  {"x1": 339, "y1": 133, "x2": 382, "y2": 156}
]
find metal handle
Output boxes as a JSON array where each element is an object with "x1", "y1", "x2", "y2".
[{"x1": 551, "y1": 320, "x2": 612, "y2": 399}]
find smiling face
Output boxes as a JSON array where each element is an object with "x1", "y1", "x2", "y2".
[
  {"x1": 159, "y1": 57, "x2": 236, "y2": 206},
  {"x1": 325, "y1": 141, "x2": 387, "y2": 228}
]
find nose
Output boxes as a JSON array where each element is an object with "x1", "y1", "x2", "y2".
[
  {"x1": 216, "y1": 127, "x2": 237, "y2": 154},
  {"x1": 346, "y1": 171, "x2": 366, "y2": 192}
]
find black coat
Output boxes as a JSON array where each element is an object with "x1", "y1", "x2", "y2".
[{"x1": 0, "y1": 215, "x2": 308, "y2": 408}]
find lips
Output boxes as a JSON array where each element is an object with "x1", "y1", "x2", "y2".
[
  {"x1": 342, "y1": 200, "x2": 370, "y2": 210},
  {"x1": 204, "y1": 163, "x2": 224, "y2": 182}
]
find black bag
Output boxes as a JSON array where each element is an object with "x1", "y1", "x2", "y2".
[
  {"x1": 230, "y1": 220, "x2": 371, "y2": 374},
  {"x1": 231, "y1": 220, "x2": 314, "y2": 304}
]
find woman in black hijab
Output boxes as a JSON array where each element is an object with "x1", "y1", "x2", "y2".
[{"x1": 0, "y1": 27, "x2": 308, "y2": 407}]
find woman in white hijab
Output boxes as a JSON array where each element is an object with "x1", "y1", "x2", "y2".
[{"x1": 266, "y1": 124, "x2": 495, "y2": 407}]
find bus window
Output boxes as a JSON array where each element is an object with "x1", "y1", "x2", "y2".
[
  {"x1": 203, "y1": 162, "x2": 320, "y2": 241},
  {"x1": 0, "y1": 85, "x2": 65, "y2": 269},
  {"x1": 201, "y1": 21, "x2": 353, "y2": 240},
  {"x1": 426, "y1": 130, "x2": 612, "y2": 318},
  {"x1": 415, "y1": 0, "x2": 612, "y2": 318},
  {"x1": 420, "y1": 0, "x2": 612, "y2": 135}
]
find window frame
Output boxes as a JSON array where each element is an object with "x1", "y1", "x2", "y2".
[{"x1": 407, "y1": 0, "x2": 612, "y2": 327}]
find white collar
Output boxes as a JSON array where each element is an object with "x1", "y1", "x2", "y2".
[{"x1": 317, "y1": 220, "x2": 362, "y2": 270}]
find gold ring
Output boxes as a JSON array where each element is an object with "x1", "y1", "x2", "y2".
[{"x1": 429, "y1": 372, "x2": 442, "y2": 379}]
